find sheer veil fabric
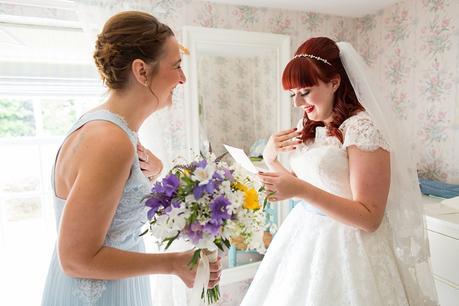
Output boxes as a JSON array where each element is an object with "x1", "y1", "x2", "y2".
[{"x1": 337, "y1": 42, "x2": 438, "y2": 305}]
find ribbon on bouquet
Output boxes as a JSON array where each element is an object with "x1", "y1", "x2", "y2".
[{"x1": 190, "y1": 249, "x2": 217, "y2": 306}]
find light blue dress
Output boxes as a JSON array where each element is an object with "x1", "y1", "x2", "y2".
[{"x1": 41, "y1": 110, "x2": 153, "y2": 306}]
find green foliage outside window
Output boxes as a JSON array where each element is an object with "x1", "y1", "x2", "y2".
[
  {"x1": 41, "y1": 99, "x2": 76, "y2": 136},
  {"x1": 0, "y1": 99, "x2": 35, "y2": 137}
]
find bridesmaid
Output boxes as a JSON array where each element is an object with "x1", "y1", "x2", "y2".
[{"x1": 41, "y1": 11, "x2": 221, "y2": 306}]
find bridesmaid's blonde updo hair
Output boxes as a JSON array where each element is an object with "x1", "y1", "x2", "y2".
[{"x1": 93, "y1": 11, "x2": 174, "y2": 90}]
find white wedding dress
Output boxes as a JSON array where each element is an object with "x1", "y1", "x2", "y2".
[{"x1": 241, "y1": 111, "x2": 425, "y2": 306}]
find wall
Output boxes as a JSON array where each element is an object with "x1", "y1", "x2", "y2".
[{"x1": 354, "y1": 0, "x2": 459, "y2": 183}]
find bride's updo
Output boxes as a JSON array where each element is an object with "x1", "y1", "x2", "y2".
[
  {"x1": 93, "y1": 11, "x2": 174, "y2": 90},
  {"x1": 282, "y1": 37, "x2": 364, "y2": 144}
]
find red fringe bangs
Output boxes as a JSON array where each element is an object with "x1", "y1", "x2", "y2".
[{"x1": 282, "y1": 58, "x2": 323, "y2": 90}]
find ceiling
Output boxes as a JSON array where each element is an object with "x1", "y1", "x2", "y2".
[{"x1": 203, "y1": 0, "x2": 401, "y2": 17}]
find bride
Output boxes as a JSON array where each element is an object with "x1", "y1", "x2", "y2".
[{"x1": 241, "y1": 37, "x2": 438, "y2": 306}]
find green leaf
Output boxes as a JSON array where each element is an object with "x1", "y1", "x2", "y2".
[
  {"x1": 163, "y1": 232, "x2": 180, "y2": 249},
  {"x1": 222, "y1": 238, "x2": 231, "y2": 249},
  {"x1": 138, "y1": 228, "x2": 148, "y2": 237},
  {"x1": 214, "y1": 240, "x2": 224, "y2": 252},
  {"x1": 188, "y1": 249, "x2": 201, "y2": 269},
  {"x1": 263, "y1": 191, "x2": 276, "y2": 210}
]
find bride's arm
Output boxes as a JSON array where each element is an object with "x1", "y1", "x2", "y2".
[
  {"x1": 264, "y1": 159, "x2": 292, "y2": 175},
  {"x1": 260, "y1": 146, "x2": 390, "y2": 233}
]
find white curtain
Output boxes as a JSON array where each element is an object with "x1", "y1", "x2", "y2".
[{"x1": 74, "y1": 1, "x2": 190, "y2": 305}]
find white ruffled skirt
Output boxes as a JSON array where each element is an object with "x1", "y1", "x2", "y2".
[{"x1": 241, "y1": 204, "x2": 411, "y2": 306}]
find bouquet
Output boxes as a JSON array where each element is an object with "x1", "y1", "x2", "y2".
[{"x1": 142, "y1": 153, "x2": 267, "y2": 304}]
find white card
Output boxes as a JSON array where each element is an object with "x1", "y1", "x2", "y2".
[{"x1": 223, "y1": 144, "x2": 260, "y2": 174}]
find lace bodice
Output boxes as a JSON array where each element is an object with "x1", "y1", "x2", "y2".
[{"x1": 290, "y1": 112, "x2": 389, "y2": 199}]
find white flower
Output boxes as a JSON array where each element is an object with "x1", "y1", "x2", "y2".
[
  {"x1": 149, "y1": 221, "x2": 178, "y2": 241},
  {"x1": 185, "y1": 194, "x2": 195, "y2": 204},
  {"x1": 192, "y1": 164, "x2": 216, "y2": 186},
  {"x1": 195, "y1": 233, "x2": 218, "y2": 251},
  {"x1": 167, "y1": 207, "x2": 189, "y2": 231}
]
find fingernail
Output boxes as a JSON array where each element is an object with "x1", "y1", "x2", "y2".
[{"x1": 293, "y1": 128, "x2": 297, "y2": 131}]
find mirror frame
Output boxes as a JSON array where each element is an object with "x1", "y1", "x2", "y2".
[{"x1": 182, "y1": 26, "x2": 292, "y2": 227}]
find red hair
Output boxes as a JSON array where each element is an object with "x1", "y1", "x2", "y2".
[{"x1": 282, "y1": 37, "x2": 364, "y2": 144}]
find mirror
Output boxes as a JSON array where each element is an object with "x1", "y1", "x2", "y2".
[
  {"x1": 182, "y1": 26, "x2": 291, "y2": 269},
  {"x1": 183, "y1": 26, "x2": 291, "y2": 160}
]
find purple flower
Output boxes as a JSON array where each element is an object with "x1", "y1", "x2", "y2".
[
  {"x1": 186, "y1": 222, "x2": 203, "y2": 244},
  {"x1": 163, "y1": 174, "x2": 180, "y2": 197},
  {"x1": 193, "y1": 179, "x2": 218, "y2": 200},
  {"x1": 145, "y1": 197, "x2": 162, "y2": 217},
  {"x1": 212, "y1": 171, "x2": 223, "y2": 181},
  {"x1": 151, "y1": 181, "x2": 165, "y2": 194},
  {"x1": 146, "y1": 197, "x2": 168, "y2": 220},
  {"x1": 193, "y1": 185, "x2": 205, "y2": 200},
  {"x1": 203, "y1": 219, "x2": 221, "y2": 236},
  {"x1": 147, "y1": 207, "x2": 158, "y2": 220},
  {"x1": 223, "y1": 168, "x2": 234, "y2": 181},
  {"x1": 145, "y1": 185, "x2": 176, "y2": 220},
  {"x1": 205, "y1": 181, "x2": 216, "y2": 193},
  {"x1": 171, "y1": 198, "x2": 181, "y2": 208},
  {"x1": 210, "y1": 195, "x2": 231, "y2": 222},
  {"x1": 211, "y1": 172, "x2": 224, "y2": 189},
  {"x1": 196, "y1": 159, "x2": 207, "y2": 169}
]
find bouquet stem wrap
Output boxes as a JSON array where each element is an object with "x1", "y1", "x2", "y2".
[{"x1": 190, "y1": 249, "x2": 218, "y2": 306}]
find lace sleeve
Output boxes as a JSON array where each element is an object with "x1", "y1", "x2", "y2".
[{"x1": 342, "y1": 114, "x2": 390, "y2": 152}]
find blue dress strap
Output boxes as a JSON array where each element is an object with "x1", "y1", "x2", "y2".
[{"x1": 66, "y1": 109, "x2": 138, "y2": 145}]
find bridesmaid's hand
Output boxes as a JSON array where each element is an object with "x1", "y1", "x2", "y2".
[
  {"x1": 137, "y1": 143, "x2": 163, "y2": 182},
  {"x1": 172, "y1": 250, "x2": 222, "y2": 289},
  {"x1": 258, "y1": 171, "x2": 302, "y2": 202},
  {"x1": 263, "y1": 128, "x2": 302, "y2": 164}
]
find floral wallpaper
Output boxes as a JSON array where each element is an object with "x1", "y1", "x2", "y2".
[{"x1": 354, "y1": 0, "x2": 459, "y2": 183}]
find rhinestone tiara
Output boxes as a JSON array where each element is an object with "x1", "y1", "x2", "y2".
[{"x1": 292, "y1": 53, "x2": 332, "y2": 66}]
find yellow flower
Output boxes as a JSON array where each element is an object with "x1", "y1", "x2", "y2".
[
  {"x1": 233, "y1": 182, "x2": 248, "y2": 192},
  {"x1": 182, "y1": 169, "x2": 191, "y2": 177},
  {"x1": 243, "y1": 188, "x2": 261, "y2": 210},
  {"x1": 233, "y1": 181, "x2": 260, "y2": 210}
]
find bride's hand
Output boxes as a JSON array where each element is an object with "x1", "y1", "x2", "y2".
[
  {"x1": 263, "y1": 128, "x2": 302, "y2": 164},
  {"x1": 258, "y1": 171, "x2": 302, "y2": 202},
  {"x1": 137, "y1": 143, "x2": 163, "y2": 181}
]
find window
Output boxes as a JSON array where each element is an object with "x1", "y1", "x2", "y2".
[{"x1": 0, "y1": 6, "x2": 104, "y2": 305}]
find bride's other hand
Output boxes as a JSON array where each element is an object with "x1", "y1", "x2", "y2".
[
  {"x1": 137, "y1": 143, "x2": 163, "y2": 181},
  {"x1": 263, "y1": 128, "x2": 302, "y2": 164},
  {"x1": 258, "y1": 171, "x2": 300, "y2": 202}
]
